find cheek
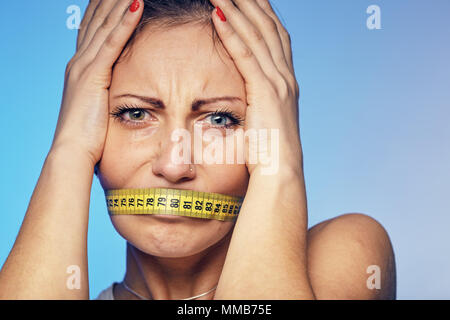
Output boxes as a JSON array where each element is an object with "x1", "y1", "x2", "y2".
[
  {"x1": 97, "y1": 126, "x2": 160, "y2": 189},
  {"x1": 203, "y1": 164, "x2": 249, "y2": 198},
  {"x1": 199, "y1": 132, "x2": 250, "y2": 197}
]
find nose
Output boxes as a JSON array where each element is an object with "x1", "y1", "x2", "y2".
[{"x1": 151, "y1": 133, "x2": 195, "y2": 184}]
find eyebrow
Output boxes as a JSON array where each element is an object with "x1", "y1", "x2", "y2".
[{"x1": 113, "y1": 94, "x2": 243, "y2": 111}]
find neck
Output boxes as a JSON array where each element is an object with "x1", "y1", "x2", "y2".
[{"x1": 117, "y1": 229, "x2": 233, "y2": 300}]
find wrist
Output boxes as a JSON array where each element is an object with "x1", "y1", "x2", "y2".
[
  {"x1": 249, "y1": 159, "x2": 304, "y2": 180},
  {"x1": 248, "y1": 163, "x2": 306, "y2": 198},
  {"x1": 247, "y1": 134, "x2": 304, "y2": 178},
  {"x1": 47, "y1": 143, "x2": 96, "y2": 173}
]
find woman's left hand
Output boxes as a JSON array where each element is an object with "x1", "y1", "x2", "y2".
[{"x1": 209, "y1": 0, "x2": 302, "y2": 176}]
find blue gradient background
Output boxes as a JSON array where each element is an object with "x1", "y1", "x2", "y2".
[{"x1": 1, "y1": 1, "x2": 449, "y2": 299}]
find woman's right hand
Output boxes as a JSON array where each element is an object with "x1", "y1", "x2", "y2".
[{"x1": 51, "y1": 0, "x2": 143, "y2": 166}]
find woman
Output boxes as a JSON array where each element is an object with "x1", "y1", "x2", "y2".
[{"x1": 0, "y1": 0, "x2": 396, "y2": 300}]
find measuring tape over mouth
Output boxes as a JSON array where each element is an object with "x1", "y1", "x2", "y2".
[{"x1": 105, "y1": 188, "x2": 243, "y2": 222}]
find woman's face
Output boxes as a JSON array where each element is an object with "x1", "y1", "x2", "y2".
[{"x1": 96, "y1": 23, "x2": 249, "y2": 258}]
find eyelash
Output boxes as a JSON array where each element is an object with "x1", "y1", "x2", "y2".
[
  {"x1": 207, "y1": 108, "x2": 244, "y2": 129},
  {"x1": 109, "y1": 104, "x2": 244, "y2": 129},
  {"x1": 109, "y1": 103, "x2": 151, "y2": 128}
]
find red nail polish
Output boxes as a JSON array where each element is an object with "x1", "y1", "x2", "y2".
[
  {"x1": 129, "y1": 0, "x2": 140, "y2": 13},
  {"x1": 216, "y1": 7, "x2": 226, "y2": 22}
]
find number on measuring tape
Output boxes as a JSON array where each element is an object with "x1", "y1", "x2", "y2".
[{"x1": 105, "y1": 188, "x2": 243, "y2": 221}]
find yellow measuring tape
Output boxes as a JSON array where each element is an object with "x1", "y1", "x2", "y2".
[{"x1": 105, "y1": 188, "x2": 243, "y2": 222}]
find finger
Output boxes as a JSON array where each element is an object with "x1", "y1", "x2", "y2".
[
  {"x1": 233, "y1": 0, "x2": 291, "y2": 79},
  {"x1": 210, "y1": 0, "x2": 281, "y2": 81},
  {"x1": 77, "y1": 0, "x2": 119, "y2": 55},
  {"x1": 210, "y1": 7, "x2": 270, "y2": 95},
  {"x1": 77, "y1": 0, "x2": 101, "y2": 51},
  {"x1": 77, "y1": 0, "x2": 135, "y2": 64},
  {"x1": 91, "y1": 0, "x2": 143, "y2": 71},
  {"x1": 255, "y1": 0, "x2": 294, "y2": 71}
]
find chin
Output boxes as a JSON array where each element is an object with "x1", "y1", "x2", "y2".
[{"x1": 111, "y1": 215, "x2": 234, "y2": 258}]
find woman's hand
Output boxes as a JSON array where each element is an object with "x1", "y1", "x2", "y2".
[
  {"x1": 208, "y1": 0, "x2": 313, "y2": 299},
  {"x1": 51, "y1": 0, "x2": 143, "y2": 166},
  {"x1": 0, "y1": 2, "x2": 145, "y2": 299},
  {"x1": 209, "y1": 0, "x2": 302, "y2": 176}
]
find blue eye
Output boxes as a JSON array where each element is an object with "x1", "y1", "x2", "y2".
[
  {"x1": 210, "y1": 114, "x2": 230, "y2": 126},
  {"x1": 206, "y1": 110, "x2": 244, "y2": 129}
]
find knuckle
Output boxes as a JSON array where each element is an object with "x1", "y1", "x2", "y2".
[
  {"x1": 66, "y1": 63, "x2": 82, "y2": 82},
  {"x1": 277, "y1": 81, "x2": 290, "y2": 99},
  {"x1": 286, "y1": 74, "x2": 298, "y2": 90},
  {"x1": 263, "y1": 79, "x2": 279, "y2": 98},
  {"x1": 257, "y1": 0, "x2": 271, "y2": 10},
  {"x1": 64, "y1": 67, "x2": 71, "y2": 80},
  {"x1": 283, "y1": 29, "x2": 292, "y2": 44},
  {"x1": 101, "y1": 15, "x2": 115, "y2": 29},
  {"x1": 240, "y1": 46, "x2": 254, "y2": 59},
  {"x1": 104, "y1": 33, "x2": 119, "y2": 49},
  {"x1": 250, "y1": 28, "x2": 264, "y2": 42},
  {"x1": 270, "y1": 77, "x2": 290, "y2": 99},
  {"x1": 91, "y1": 15, "x2": 104, "y2": 29},
  {"x1": 294, "y1": 80, "x2": 300, "y2": 96},
  {"x1": 267, "y1": 19, "x2": 278, "y2": 33},
  {"x1": 65, "y1": 57, "x2": 76, "y2": 75},
  {"x1": 266, "y1": 83, "x2": 283, "y2": 104},
  {"x1": 65, "y1": 58, "x2": 75, "y2": 72}
]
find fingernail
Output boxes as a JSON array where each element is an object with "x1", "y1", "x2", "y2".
[
  {"x1": 129, "y1": 0, "x2": 140, "y2": 13},
  {"x1": 216, "y1": 7, "x2": 226, "y2": 22}
]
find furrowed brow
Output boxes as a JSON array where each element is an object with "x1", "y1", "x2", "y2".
[{"x1": 113, "y1": 94, "x2": 242, "y2": 111}]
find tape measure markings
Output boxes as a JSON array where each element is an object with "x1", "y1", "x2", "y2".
[{"x1": 105, "y1": 188, "x2": 242, "y2": 222}]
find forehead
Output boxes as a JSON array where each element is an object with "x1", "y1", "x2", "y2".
[{"x1": 111, "y1": 24, "x2": 245, "y2": 97}]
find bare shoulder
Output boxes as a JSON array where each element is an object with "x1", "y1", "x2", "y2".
[{"x1": 306, "y1": 213, "x2": 396, "y2": 299}]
